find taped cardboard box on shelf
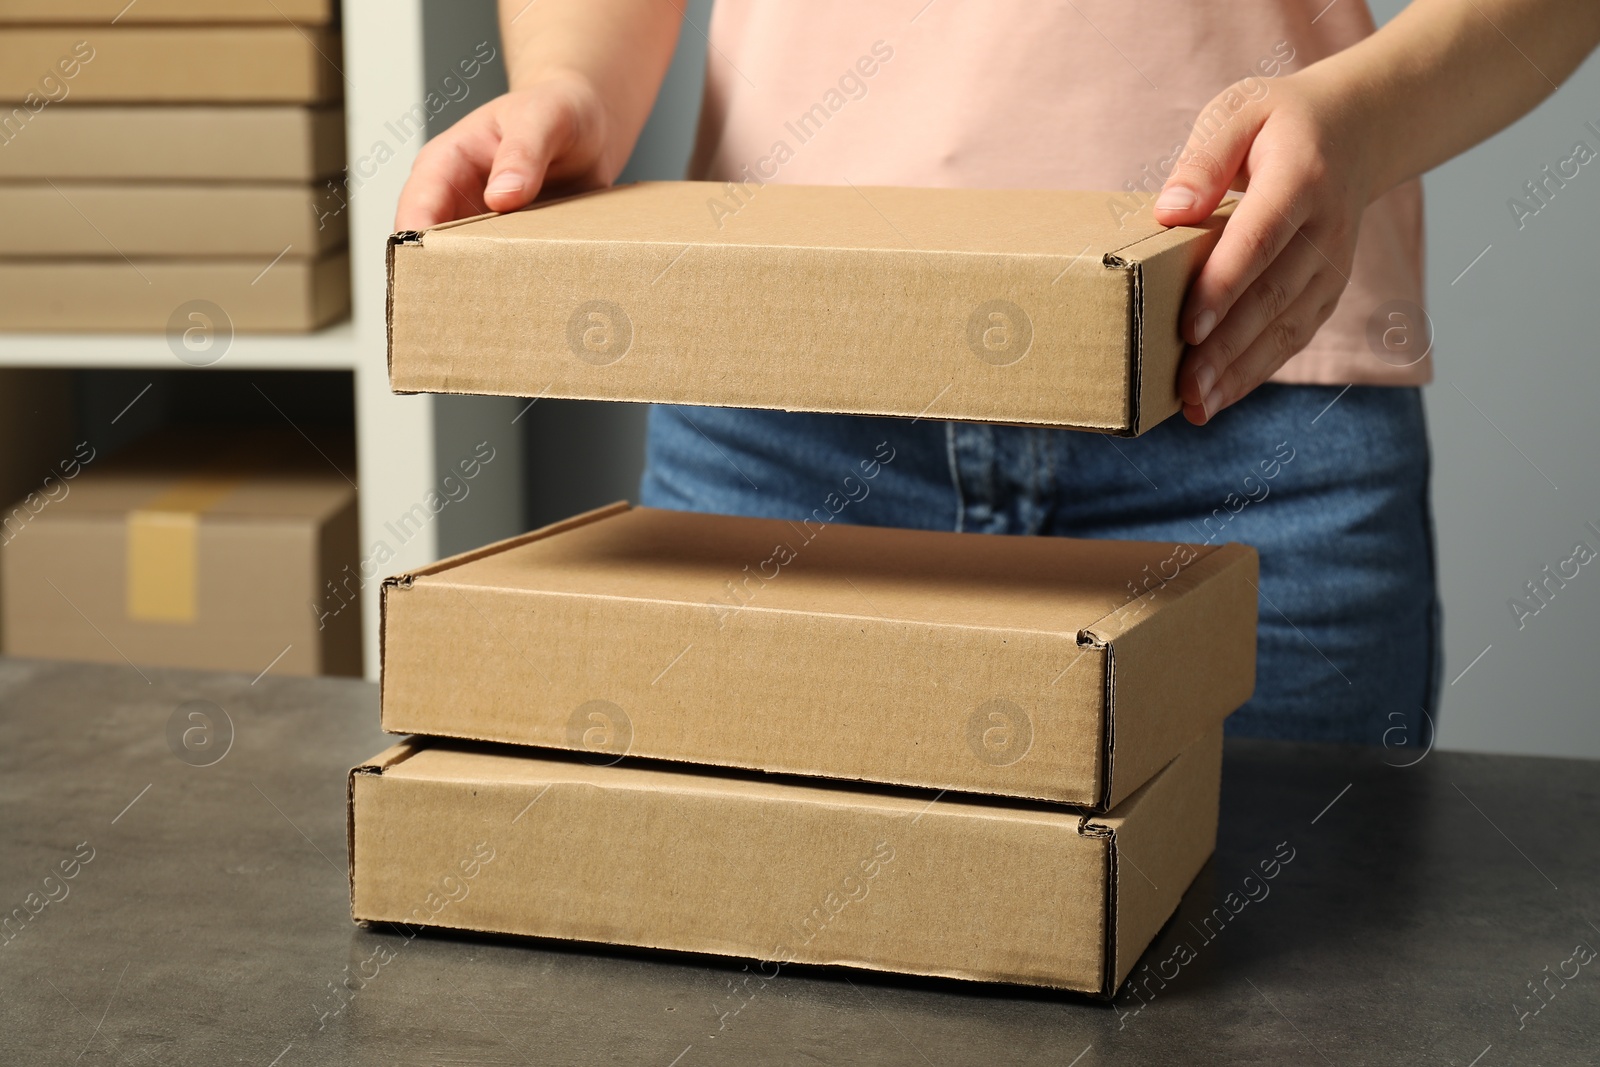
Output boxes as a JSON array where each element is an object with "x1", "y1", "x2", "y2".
[
  {"x1": 0, "y1": 0, "x2": 335, "y2": 22},
  {"x1": 0, "y1": 249, "x2": 350, "y2": 332},
  {"x1": 0, "y1": 26, "x2": 342, "y2": 104},
  {"x1": 387, "y1": 182, "x2": 1233, "y2": 435},
  {"x1": 381, "y1": 503, "x2": 1257, "y2": 810},
  {"x1": 348, "y1": 726, "x2": 1223, "y2": 997},
  {"x1": 0, "y1": 106, "x2": 346, "y2": 181},
  {"x1": 0, "y1": 183, "x2": 347, "y2": 257},
  {"x1": 1, "y1": 428, "x2": 361, "y2": 677}
]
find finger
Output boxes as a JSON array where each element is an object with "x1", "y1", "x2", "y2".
[
  {"x1": 395, "y1": 133, "x2": 492, "y2": 230},
  {"x1": 1184, "y1": 273, "x2": 1345, "y2": 424},
  {"x1": 1153, "y1": 86, "x2": 1266, "y2": 227},
  {"x1": 1180, "y1": 176, "x2": 1309, "y2": 346},
  {"x1": 1179, "y1": 237, "x2": 1324, "y2": 407},
  {"x1": 484, "y1": 93, "x2": 583, "y2": 213}
]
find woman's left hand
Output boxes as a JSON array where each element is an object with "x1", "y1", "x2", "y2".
[{"x1": 1153, "y1": 71, "x2": 1375, "y2": 425}]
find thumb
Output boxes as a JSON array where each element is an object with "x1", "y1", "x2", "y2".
[
  {"x1": 483, "y1": 94, "x2": 579, "y2": 214},
  {"x1": 1153, "y1": 88, "x2": 1265, "y2": 226},
  {"x1": 483, "y1": 125, "x2": 552, "y2": 214}
]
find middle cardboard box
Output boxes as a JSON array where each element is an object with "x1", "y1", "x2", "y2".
[{"x1": 382, "y1": 502, "x2": 1257, "y2": 810}]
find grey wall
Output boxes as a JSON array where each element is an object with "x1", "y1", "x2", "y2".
[
  {"x1": 422, "y1": 1, "x2": 1599, "y2": 758},
  {"x1": 1367, "y1": 0, "x2": 1600, "y2": 758}
]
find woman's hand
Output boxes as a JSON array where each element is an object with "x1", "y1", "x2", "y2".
[
  {"x1": 394, "y1": 73, "x2": 615, "y2": 231},
  {"x1": 1153, "y1": 71, "x2": 1376, "y2": 425},
  {"x1": 1153, "y1": 0, "x2": 1600, "y2": 426}
]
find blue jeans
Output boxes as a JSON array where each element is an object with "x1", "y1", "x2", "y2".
[{"x1": 639, "y1": 385, "x2": 1441, "y2": 745}]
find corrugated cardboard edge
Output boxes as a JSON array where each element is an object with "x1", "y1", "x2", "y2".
[
  {"x1": 1084, "y1": 725, "x2": 1222, "y2": 998},
  {"x1": 377, "y1": 501, "x2": 632, "y2": 725},
  {"x1": 385, "y1": 212, "x2": 498, "y2": 389},
  {"x1": 386, "y1": 190, "x2": 616, "y2": 393},
  {"x1": 385, "y1": 230, "x2": 422, "y2": 387},
  {"x1": 1102, "y1": 201, "x2": 1236, "y2": 435},
  {"x1": 1080, "y1": 542, "x2": 1256, "y2": 809},
  {"x1": 346, "y1": 738, "x2": 429, "y2": 918}
]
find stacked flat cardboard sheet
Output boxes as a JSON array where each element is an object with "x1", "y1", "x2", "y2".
[{"x1": 0, "y1": 1, "x2": 348, "y2": 332}]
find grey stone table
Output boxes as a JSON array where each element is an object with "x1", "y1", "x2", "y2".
[{"x1": 0, "y1": 656, "x2": 1596, "y2": 1066}]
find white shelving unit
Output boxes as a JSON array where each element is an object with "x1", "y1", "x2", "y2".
[{"x1": 0, "y1": 0, "x2": 505, "y2": 679}]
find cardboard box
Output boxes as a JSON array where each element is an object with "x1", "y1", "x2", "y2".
[
  {"x1": 0, "y1": 0, "x2": 335, "y2": 23},
  {"x1": 381, "y1": 503, "x2": 1256, "y2": 809},
  {"x1": 0, "y1": 106, "x2": 346, "y2": 181},
  {"x1": 1, "y1": 429, "x2": 362, "y2": 676},
  {"x1": 0, "y1": 27, "x2": 342, "y2": 104},
  {"x1": 0, "y1": 250, "x2": 350, "y2": 332},
  {"x1": 387, "y1": 182, "x2": 1232, "y2": 435},
  {"x1": 0, "y1": 183, "x2": 347, "y2": 258},
  {"x1": 348, "y1": 726, "x2": 1222, "y2": 996}
]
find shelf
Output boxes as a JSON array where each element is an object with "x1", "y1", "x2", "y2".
[
  {"x1": 0, "y1": 0, "x2": 529, "y2": 682},
  {"x1": 0, "y1": 320, "x2": 362, "y2": 370}
]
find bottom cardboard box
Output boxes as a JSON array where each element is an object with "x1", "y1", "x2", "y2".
[
  {"x1": 0, "y1": 251, "x2": 349, "y2": 332},
  {"x1": 348, "y1": 727, "x2": 1222, "y2": 996}
]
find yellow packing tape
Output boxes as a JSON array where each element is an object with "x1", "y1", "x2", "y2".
[{"x1": 126, "y1": 476, "x2": 244, "y2": 623}]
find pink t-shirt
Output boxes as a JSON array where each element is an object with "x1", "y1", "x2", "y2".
[{"x1": 688, "y1": 0, "x2": 1429, "y2": 387}]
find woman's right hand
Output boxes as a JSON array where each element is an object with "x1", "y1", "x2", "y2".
[{"x1": 394, "y1": 72, "x2": 615, "y2": 231}]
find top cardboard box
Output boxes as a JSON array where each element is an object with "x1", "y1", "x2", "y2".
[
  {"x1": 387, "y1": 182, "x2": 1232, "y2": 435},
  {"x1": 0, "y1": 0, "x2": 334, "y2": 22},
  {"x1": 380, "y1": 503, "x2": 1257, "y2": 809}
]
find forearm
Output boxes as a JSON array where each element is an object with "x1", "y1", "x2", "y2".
[
  {"x1": 497, "y1": 0, "x2": 681, "y2": 172},
  {"x1": 1309, "y1": 0, "x2": 1600, "y2": 198}
]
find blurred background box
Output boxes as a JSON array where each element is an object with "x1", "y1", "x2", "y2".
[
  {"x1": 0, "y1": 252, "x2": 351, "y2": 332},
  {"x1": 1, "y1": 427, "x2": 362, "y2": 677},
  {"x1": 0, "y1": 0, "x2": 335, "y2": 23},
  {"x1": 0, "y1": 183, "x2": 347, "y2": 257},
  {"x1": 0, "y1": 105, "x2": 347, "y2": 181},
  {"x1": 0, "y1": 26, "x2": 343, "y2": 104}
]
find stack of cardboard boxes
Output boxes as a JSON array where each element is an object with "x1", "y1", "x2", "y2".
[
  {"x1": 0, "y1": 0, "x2": 349, "y2": 332},
  {"x1": 350, "y1": 182, "x2": 1257, "y2": 996}
]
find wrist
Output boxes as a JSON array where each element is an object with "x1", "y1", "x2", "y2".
[{"x1": 1289, "y1": 58, "x2": 1393, "y2": 206}]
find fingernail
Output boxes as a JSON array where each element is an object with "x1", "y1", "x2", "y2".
[
  {"x1": 1194, "y1": 363, "x2": 1216, "y2": 400},
  {"x1": 1155, "y1": 186, "x2": 1197, "y2": 212},
  {"x1": 1193, "y1": 309, "x2": 1217, "y2": 344},
  {"x1": 486, "y1": 172, "x2": 525, "y2": 196},
  {"x1": 1202, "y1": 389, "x2": 1221, "y2": 422}
]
